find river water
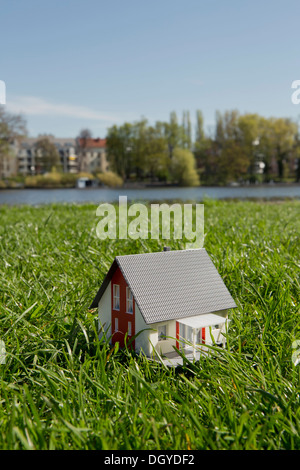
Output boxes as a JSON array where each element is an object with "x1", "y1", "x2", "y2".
[{"x1": 0, "y1": 184, "x2": 300, "y2": 205}]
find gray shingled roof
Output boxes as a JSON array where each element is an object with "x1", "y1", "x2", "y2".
[{"x1": 90, "y1": 248, "x2": 237, "y2": 324}]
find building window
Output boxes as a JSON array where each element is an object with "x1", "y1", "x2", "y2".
[
  {"x1": 158, "y1": 324, "x2": 167, "y2": 341},
  {"x1": 126, "y1": 287, "x2": 133, "y2": 313},
  {"x1": 128, "y1": 321, "x2": 132, "y2": 336},
  {"x1": 113, "y1": 284, "x2": 120, "y2": 310},
  {"x1": 114, "y1": 317, "x2": 118, "y2": 332}
]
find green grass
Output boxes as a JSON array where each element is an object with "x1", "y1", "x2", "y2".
[{"x1": 0, "y1": 199, "x2": 299, "y2": 450}]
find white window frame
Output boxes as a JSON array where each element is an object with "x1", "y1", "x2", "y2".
[
  {"x1": 126, "y1": 287, "x2": 133, "y2": 314},
  {"x1": 114, "y1": 317, "x2": 118, "y2": 332},
  {"x1": 113, "y1": 284, "x2": 120, "y2": 310},
  {"x1": 157, "y1": 324, "x2": 167, "y2": 341},
  {"x1": 128, "y1": 321, "x2": 132, "y2": 336}
]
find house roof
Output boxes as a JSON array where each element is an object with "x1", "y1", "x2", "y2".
[
  {"x1": 90, "y1": 248, "x2": 237, "y2": 324},
  {"x1": 77, "y1": 138, "x2": 106, "y2": 149}
]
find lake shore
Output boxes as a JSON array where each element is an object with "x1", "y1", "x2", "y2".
[
  {"x1": 1, "y1": 184, "x2": 300, "y2": 206},
  {"x1": 1, "y1": 180, "x2": 300, "y2": 191}
]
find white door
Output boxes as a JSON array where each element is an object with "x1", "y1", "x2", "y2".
[{"x1": 179, "y1": 323, "x2": 193, "y2": 350}]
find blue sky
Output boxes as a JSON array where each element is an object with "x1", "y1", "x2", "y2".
[{"x1": 1, "y1": 0, "x2": 300, "y2": 137}]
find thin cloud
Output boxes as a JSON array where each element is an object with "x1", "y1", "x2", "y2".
[{"x1": 6, "y1": 95, "x2": 129, "y2": 123}]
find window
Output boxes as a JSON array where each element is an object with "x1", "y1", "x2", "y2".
[
  {"x1": 128, "y1": 321, "x2": 132, "y2": 336},
  {"x1": 126, "y1": 287, "x2": 133, "y2": 313},
  {"x1": 113, "y1": 284, "x2": 120, "y2": 310},
  {"x1": 158, "y1": 324, "x2": 167, "y2": 341},
  {"x1": 114, "y1": 317, "x2": 118, "y2": 332}
]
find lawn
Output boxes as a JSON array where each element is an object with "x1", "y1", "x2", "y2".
[{"x1": 0, "y1": 199, "x2": 299, "y2": 450}]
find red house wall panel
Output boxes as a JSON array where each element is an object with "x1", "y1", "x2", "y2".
[
  {"x1": 176, "y1": 321, "x2": 179, "y2": 349},
  {"x1": 111, "y1": 267, "x2": 135, "y2": 349}
]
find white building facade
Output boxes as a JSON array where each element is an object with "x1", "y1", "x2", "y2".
[{"x1": 17, "y1": 137, "x2": 78, "y2": 175}]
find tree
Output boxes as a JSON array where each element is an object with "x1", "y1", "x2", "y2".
[
  {"x1": 212, "y1": 110, "x2": 250, "y2": 183},
  {"x1": 170, "y1": 148, "x2": 200, "y2": 186},
  {"x1": 215, "y1": 109, "x2": 241, "y2": 145},
  {"x1": 194, "y1": 110, "x2": 212, "y2": 179},
  {"x1": 256, "y1": 117, "x2": 274, "y2": 179},
  {"x1": 107, "y1": 119, "x2": 170, "y2": 182},
  {"x1": 186, "y1": 111, "x2": 192, "y2": 149},
  {"x1": 292, "y1": 117, "x2": 300, "y2": 182},
  {"x1": 144, "y1": 125, "x2": 169, "y2": 181},
  {"x1": 218, "y1": 140, "x2": 249, "y2": 183},
  {"x1": 130, "y1": 119, "x2": 169, "y2": 180},
  {"x1": 181, "y1": 110, "x2": 192, "y2": 149},
  {"x1": 195, "y1": 110, "x2": 205, "y2": 144},
  {"x1": 235, "y1": 113, "x2": 269, "y2": 180},
  {"x1": 130, "y1": 118, "x2": 148, "y2": 179},
  {"x1": 106, "y1": 123, "x2": 133, "y2": 180},
  {"x1": 34, "y1": 137, "x2": 60, "y2": 174},
  {"x1": 164, "y1": 111, "x2": 182, "y2": 157},
  {"x1": 0, "y1": 105, "x2": 27, "y2": 177},
  {"x1": 268, "y1": 117, "x2": 297, "y2": 180}
]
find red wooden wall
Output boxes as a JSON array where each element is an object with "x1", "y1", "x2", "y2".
[{"x1": 111, "y1": 267, "x2": 135, "y2": 349}]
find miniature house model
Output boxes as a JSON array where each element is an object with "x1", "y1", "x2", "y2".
[{"x1": 90, "y1": 248, "x2": 237, "y2": 358}]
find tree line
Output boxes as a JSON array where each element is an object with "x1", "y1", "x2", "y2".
[
  {"x1": 106, "y1": 110, "x2": 300, "y2": 185},
  {"x1": 1, "y1": 104, "x2": 300, "y2": 185},
  {"x1": 106, "y1": 112, "x2": 200, "y2": 186}
]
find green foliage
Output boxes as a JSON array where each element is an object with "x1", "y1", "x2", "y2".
[
  {"x1": 196, "y1": 110, "x2": 300, "y2": 184},
  {"x1": 0, "y1": 200, "x2": 299, "y2": 449},
  {"x1": 0, "y1": 105, "x2": 27, "y2": 176},
  {"x1": 97, "y1": 171, "x2": 123, "y2": 188},
  {"x1": 217, "y1": 140, "x2": 249, "y2": 183},
  {"x1": 106, "y1": 113, "x2": 198, "y2": 183},
  {"x1": 0, "y1": 106, "x2": 27, "y2": 148},
  {"x1": 105, "y1": 110, "x2": 300, "y2": 185},
  {"x1": 25, "y1": 171, "x2": 78, "y2": 188},
  {"x1": 106, "y1": 119, "x2": 171, "y2": 182},
  {"x1": 34, "y1": 138, "x2": 61, "y2": 174},
  {"x1": 23, "y1": 171, "x2": 96, "y2": 188},
  {"x1": 170, "y1": 148, "x2": 200, "y2": 186}
]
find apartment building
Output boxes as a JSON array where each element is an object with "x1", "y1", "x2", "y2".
[
  {"x1": 17, "y1": 136, "x2": 78, "y2": 175},
  {"x1": 77, "y1": 138, "x2": 108, "y2": 173}
]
